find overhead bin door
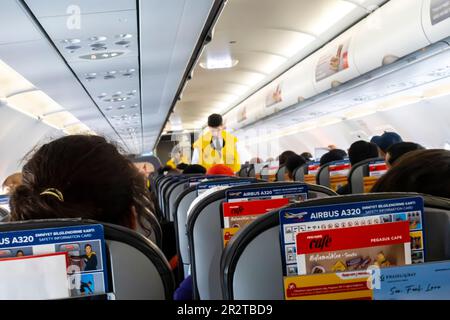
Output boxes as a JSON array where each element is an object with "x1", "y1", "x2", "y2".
[
  {"x1": 313, "y1": 27, "x2": 361, "y2": 93},
  {"x1": 353, "y1": 0, "x2": 431, "y2": 75},
  {"x1": 422, "y1": 0, "x2": 450, "y2": 43}
]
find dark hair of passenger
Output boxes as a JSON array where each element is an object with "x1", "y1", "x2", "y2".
[
  {"x1": 319, "y1": 149, "x2": 347, "y2": 166},
  {"x1": 176, "y1": 163, "x2": 189, "y2": 171},
  {"x1": 385, "y1": 142, "x2": 425, "y2": 167},
  {"x1": 278, "y1": 150, "x2": 297, "y2": 166},
  {"x1": 9, "y1": 135, "x2": 156, "y2": 235},
  {"x1": 285, "y1": 155, "x2": 307, "y2": 179},
  {"x1": 300, "y1": 152, "x2": 313, "y2": 162},
  {"x1": 158, "y1": 165, "x2": 178, "y2": 176},
  {"x1": 371, "y1": 149, "x2": 450, "y2": 198},
  {"x1": 348, "y1": 140, "x2": 379, "y2": 165},
  {"x1": 183, "y1": 164, "x2": 207, "y2": 174}
]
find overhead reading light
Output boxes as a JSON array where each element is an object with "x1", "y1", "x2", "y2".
[
  {"x1": 79, "y1": 52, "x2": 124, "y2": 60},
  {"x1": 199, "y1": 58, "x2": 239, "y2": 70}
]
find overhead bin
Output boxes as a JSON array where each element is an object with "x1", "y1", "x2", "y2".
[
  {"x1": 312, "y1": 27, "x2": 361, "y2": 93},
  {"x1": 353, "y1": 0, "x2": 431, "y2": 75},
  {"x1": 422, "y1": 0, "x2": 450, "y2": 43}
]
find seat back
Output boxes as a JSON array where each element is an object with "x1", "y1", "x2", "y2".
[
  {"x1": 238, "y1": 165, "x2": 249, "y2": 177},
  {"x1": 247, "y1": 165, "x2": 256, "y2": 178},
  {"x1": 188, "y1": 182, "x2": 337, "y2": 300},
  {"x1": 165, "y1": 175, "x2": 203, "y2": 222},
  {"x1": 0, "y1": 219, "x2": 175, "y2": 300},
  {"x1": 0, "y1": 195, "x2": 10, "y2": 222},
  {"x1": 316, "y1": 160, "x2": 351, "y2": 191},
  {"x1": 173, "y1": 177, "x2": 252, "y2": 279},
  {"x1": 293, "y1": 164, "x2": 309, "y2": 182},
  {"x1": 221, "y1": 193, "x2": 450, "y2": 300},
  {"x1": 348, "y1": 158, "x2": 386, "y2": 194},
  {"x1": 275, "y1": 166, "x2": 286, "y2": 181}
]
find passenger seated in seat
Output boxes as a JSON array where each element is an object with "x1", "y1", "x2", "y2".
[
  {"x1": 370, "y1": 131, "x2": 403, "y2": 157},
  {"x1": 2, "y1": 172, "x2": 22, "y2": 195},
  {"x1": 183, "y1": 164, "x2": 207, "y2": 174},
  {"x1": 285, "y1": 154, "x2": 306, "y2": 181},
  {"x1": 9, "y1": 135, "x2": 158, "y2": 239},
  {"x1": 371, "y1": 149, "x2": 450, "y2": 198},
  {"x1": 206, "y1": 164, "x2": 235, "y2": 176},
  {"x1": 300, "y1": 152, "x2": 313, "y2": 162},
  {"x1": 158, "y1": 165, "x2": 179, "y2": 176},
  {"x1": 278, "y1": 150, "x2": 296, "y2": 166},
  {"x1": 336, "y1": 141, "x2": 379, "y2": 195},
  {"x1": 385, "y1": 142, "x2": 425, "y2": 168},
  {"x1": 319, "y1": 149, "x2": 347, "y2": 166}
]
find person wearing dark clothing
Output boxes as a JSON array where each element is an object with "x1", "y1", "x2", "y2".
[
  {"x1": 183, "y1": 164, "x2": 207, "y2": 174},
  {"x1": 82, "y1": 244, "x2": 98, "y2": 271},
  {"x1": 337, "y1": 141, "x2": 379, "y2": 195},
  {"x1": 385, "y1": 142, "x2": 425, "y2": 168},
  {"x1": 285, "y1": 154, "x2": 307, "y2": 181},
  {"x1": 370, "y1": 131, "x2": 403, "y2": 157},
  {"x1": 319, "y1": 149, "x2": 347, "y2": 166},
  {"x1": 278, "y1": 150, "x2": 297, "y2": 166}
]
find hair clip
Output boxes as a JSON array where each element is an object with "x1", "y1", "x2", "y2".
[{"x1": 40, "y1": 188, "x2": 64, "y2": 202}]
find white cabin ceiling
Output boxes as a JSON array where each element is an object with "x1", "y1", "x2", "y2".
[
  {"x1": 169, "y1": 0, "x2": 388, "y2": 132},
  {"x1": 0, "y1": 0, "x2": 216, "y2": 154}
]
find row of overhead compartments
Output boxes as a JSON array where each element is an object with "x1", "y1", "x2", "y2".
[{"x1": 224, "y1": 0, "x2": 450, "y2": 129}]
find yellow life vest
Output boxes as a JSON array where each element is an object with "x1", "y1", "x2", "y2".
[{"x1": 193, "y1": 130, "x2": 241, "y2": 173}]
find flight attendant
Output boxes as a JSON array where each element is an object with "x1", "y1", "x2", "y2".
[{"x1": 191, "y1": 114, "x2": 241, "y2": 173}]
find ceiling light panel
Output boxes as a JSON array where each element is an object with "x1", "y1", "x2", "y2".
[{"x1": 0, "y1": 39, "x2": 114, "y2": 138}]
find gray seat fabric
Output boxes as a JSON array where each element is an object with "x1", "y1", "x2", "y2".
[
  {"x1": 316, "y1": 163, "x2": 331, "y2": 187},
  {"x1": 221, "y1": 193, "x2": 450, "y2": 300},
  {"x1": 0, "y1": 219, "x2": 175, "y2": 300},
  {"x1": 187, "y1": 182, "x2": 337, "y2": 300},
  {"x1": 174, "y1": 187, "x2": 198, "y2": 277},
  {"x1": 293, "y1": 164, "x2": 308, "y2": 182},
  {"x1": 276, "y1": 166, "x2": 286, "y2": 181},
  {"x1": 248, "y1": 165, "x2": 256, "y2": 178},
  {"x1": 173, "y1": 176, "x2": 243, "y2": 279},
  {"x1": 348, "y1": 158, "x2": 384, "y2": 194}
]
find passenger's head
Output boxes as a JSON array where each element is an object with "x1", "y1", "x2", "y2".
[
  {"x1": 371, "y1": 149, "x2": 450, "y2": 198},
  {"x1": 158, "y1": 165, "x2": 178, "y2": 176},
  {"x1": 320, "y1": 149, "x2": 347, "y2": 166},
  {"x1": 385, "y1": 142, "x2": 425, "y2": 168},
  {"x1": 2, "y1": 173, "x2": 22, "y2": 195},
  {"x1": 183, "y1": 164, "x2": 207, "y2": 174},
  {"x1": 85, "y1": 244, "x2": 93, "y2": 254},
  {"x1": 278, "y1": 150, "x2": 297, "y2": 166},
  {"x1": 208, "y1": 113, "x2": 224, "y2": 138},
  {"x1": 348, "y1": 140, "x2": 379, "y2": 165},
  {"x1": 16, "y1": 250, "x2": 24, "y2": 257},
  {"x1": 371, "y1": 132, "x2": 403, "y2": 156},
  {"x1": 10, "y1": 135, "x2": 155, "y2": 233},
  {"x1": 300, "y1": 152, "x2": 313, "y2": 162},
  {"x1": 207, "y1": 164, "x2": 235, "y2": 176},
  {"x1": 176, "y1": 163, "x2": 189, "y2": 171},
  {"x1": 285, "y1": 155, "x2": 306, "y2": 180}
]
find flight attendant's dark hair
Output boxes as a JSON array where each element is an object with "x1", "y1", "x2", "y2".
[
  {"x1": 371, "y1": 149, "x2": 450, "y2": 198},
  {"x1": 10, "y1": 135, "x2": 158, "y2": 237}
]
